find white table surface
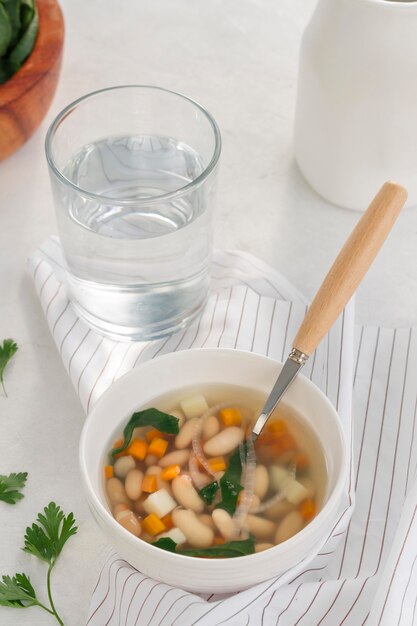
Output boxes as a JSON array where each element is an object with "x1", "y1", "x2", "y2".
[{"x1": 1, "y1": 1, "x2": 417, "y2": 625}]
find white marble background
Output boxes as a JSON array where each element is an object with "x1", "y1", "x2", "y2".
[{"x1": 1, "y1": 1, "x2": 416, "y2": 625}]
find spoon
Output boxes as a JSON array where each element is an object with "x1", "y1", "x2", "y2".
[{"x1": 252, "y1": 181, "x2": 408, "y2": 438}]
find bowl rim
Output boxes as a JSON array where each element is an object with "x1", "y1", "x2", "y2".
[
  {"x1": 79, "y1": 347, "x2": 349, "y2": 565},
  {"x1": 0, "y1": 0, "x2": 64, "y2": 107}
]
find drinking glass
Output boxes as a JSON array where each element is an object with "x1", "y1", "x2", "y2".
[{"x1": 45, "y1": 85, "x2": 221, "y2": 340}]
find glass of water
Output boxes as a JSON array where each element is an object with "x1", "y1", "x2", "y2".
[{"x1": 45, "y1": 85, "x2": 221, "y2": 341}]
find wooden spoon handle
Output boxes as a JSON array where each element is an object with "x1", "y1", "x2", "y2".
[{"x1": 293, "y1": 181, "x2": 407, "y2": 356}]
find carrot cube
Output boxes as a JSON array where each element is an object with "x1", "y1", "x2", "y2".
[
  {"x1": 126, "y1": 439, "x2": 148, "y2": 461},
  {"x1": 142, "y1": 474, "x2": 158, "y2": 493},
  {"x1": 266, "y1": 419, "x2": 287, "y2": 435},
  {"x1": 104, "y1": 465, "x2": 114, "y2": 478},
  {"x1": 213, "y1": 536, "x2": 226, "y2": 545},
  {"x1": 280, "y1": 433, "x2": 296, "y2": 451},
  {"x1": 142, "y1": 513, "x2": 167, "y2": 536},
  {"x1": 299, "y1": 498, "x2": 316, "y2": 521},
  {"x1": 219, "y1": 408, "x2": 242, "y2": 427},
  {"x1": 294, "y1": 453, "x2": 309, "y2": 471},
  {"x1": 146, "y1": 429, "x2": 164, "y2": 442},
  {"x1": 160, "y1": 464, "x2": 181, "y2": 481},
  {"x1": 161, "y1": 513, "x2": 173, "y2": 530},
  {"x1": 208, "y1": 456, "x2": 226, "y2": 472},
  {"x1": 148, "y1": 437, "x2": 168, "y2": 459}
]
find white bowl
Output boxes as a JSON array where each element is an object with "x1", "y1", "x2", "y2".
[{"x1": 79, "y1": 348, "x2": 348, "y2": 593}]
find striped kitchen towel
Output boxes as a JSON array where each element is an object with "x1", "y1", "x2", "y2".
[{"x1": 29, "y1": 238, "x2": 417, "y2": 625}]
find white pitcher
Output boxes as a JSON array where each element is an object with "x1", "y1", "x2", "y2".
[{"x1": 294, "y1": 0, "x2": 417, "y2": 210}]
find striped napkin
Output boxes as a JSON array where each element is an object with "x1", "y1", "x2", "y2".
[{"x1": 29, "y1": 238, "x2": 417, "y2": 625}]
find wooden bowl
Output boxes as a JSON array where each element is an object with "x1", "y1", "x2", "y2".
[{"x1": 0, "y1": 0, "x2": 64, "y2": 161}]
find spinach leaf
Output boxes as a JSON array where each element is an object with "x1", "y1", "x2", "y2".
[
  {"x1": 152, "y1": 537, "x2": 177, "y2": 553},
  {"x1": 198, "y1": 481, "x2": 219, "y2": 505},
  {"x1": 153, "y1": 536, "x2": 255, "y2": 558},
  {"x1": 179, "y1": 537, "x2": 255, "y2": 558},
  {"x1": 111, "y1": 408, "x2": 180, "y2": 456},
  {"x1": 214, "y1": 446, "x2": 245, "y2": 515}
]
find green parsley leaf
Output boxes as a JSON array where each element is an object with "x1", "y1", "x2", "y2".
[
  {"x1": 0, "y1": 573, "x2": 38, "y2": 608},
  {"x1": 0, "y1": 338, "x2": 18, "y2": 397},
  {"x1": 214, "y1": 446, "x2": 245, "y2": 515},
  {"x1": 111, "y1": 408, "x2": 180, "y2": 456},
  {"x1": 0, "y1": 472, "x2": 27, "y2": 504},
  {"x1": 198, "y1": 480, "x2": 219, "y2": 505},
  {"x1": 152, "y1": 537, "x2": 177, "y2": 553},
  {"x1": 23, "y1": 502, "x2": 77, "y2": 565},
  {"x1": 153, "y1": 536, "x2": 256, "y2": 558}
]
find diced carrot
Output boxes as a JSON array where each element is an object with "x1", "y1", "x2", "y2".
[
  {"x1": 161, "y1": 513, "x2": 173, "y2": 530},
  {"x1": 219, "y1": 408, "x2": 242, "y2": 427},
  {"x1": 146, "y1": 429, "x2": 164, "y2": 442},
  {"x1": 142, "y1": 474, "x2": 158, "y2": 493},
  {"x1": 213, "y1": 536, "x2": 226, "y2": 545},
  {"x1": 207, "y1": 456, "x2": 226, "y2": 472},
  {"x1": 142, "y1": 513, "x2": 167, "y2": 535},
  {"x1": 266, "y1": 419, "x2": 287, "y2": 435},
  {"x1": 299, "y1": 498, "x2": 316, "y2": 521},
  {"x1": 294, "y1": 453, "x2": 309, "y2": 471},
  {"x1": 160, "y1": 464, "x2": 181, "y2": 481},
  {"x1": 126, "y1": 438, "x2": 148, "y2": 461},
  {"x1": 104, "y1": 465, "x2": 114, "y2": 478},
  {"x1": 148, "y1": 437, "x2": 168, "y2": 459},
  {"x1": 280, "y1": 433, "x2": 296, "y2": 451},
  {"x1": 113, "y1": 438, "x2": 124, "y2": 449}
]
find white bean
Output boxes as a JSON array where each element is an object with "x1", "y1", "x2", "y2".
[
  {"x1": 203, "y1": 427, "x2": 244, "y2": 456},
  {"x1": 212, "y1": 509, "x2": 235, "y2": 540},
  {"x1": 175, "y1": 417, "x2": 199, "y2": 449},
  {"x1": 113, "y1": 503, "x2": 130, "y2": 517},
  {"x1": 254, "y1": 465, "x2": 269, "y2": 500},
  {"x1": 107, "y1": 477, "x2": 129, "y2": 505},
  {"x1": 172, "y1": 475, "x2": 204, "y2": 513},
  {"x1": 255, "y1": 543, "x2": 274, "y2": 553},
  {"x1": 125, "y1": 469, "x2": 143, "y2": 501},
  {"x1": 180, "y1": 394, "x2": 209, "y2": 419},
  {"x1": 159, "y1": 450, "x2": 190, "y2": 468},
  {"x1": 113, "y1": 455, "x2": 136, "y2": 479},
  {"x1": 202, "y1": 415, "x2": 220, "y2": 439},
  {"x1": 199, "y1": 514, "x2": 216, "y2": 529},
  {"x1": 172, "y1": 509, "x2": 214, "y2": 548},
  {"x1": 245, "y1": 514, "x2": 276, "y2": 540},
  {"x1": 275, "y1": 511, "x2": 304, "y2": 544},
  {"x1": 116, "y1": 509, "x2": 141, "y2": 537}
]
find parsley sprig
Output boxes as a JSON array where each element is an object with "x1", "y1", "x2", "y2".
[
  {"x1": 0, "y1": 502, "x2": 77, "y2": 624},
  {"x1": 0, "y1": 472, "x2": 27, "y2": 504},
  {"x1": 0, "y1": 338, "x2": 18, "y2": 397}
]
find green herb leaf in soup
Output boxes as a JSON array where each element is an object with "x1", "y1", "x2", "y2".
[
  {"x1": 153, "y1": 536, "x2": 256, "y2": 558},
  {"x1": 214, "y1": 446, "x2": 245, "y2": 515},
  {"x1": 198, "y1": 481, "x2": 219, "y2": 505},
  {"x1": 111, "y1": 408, "x2": 180, "y2": 456}
]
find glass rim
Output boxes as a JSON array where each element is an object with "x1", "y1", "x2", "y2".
[{"x1": 45, "y1": 84, "x2": 222, "y2": 205}]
